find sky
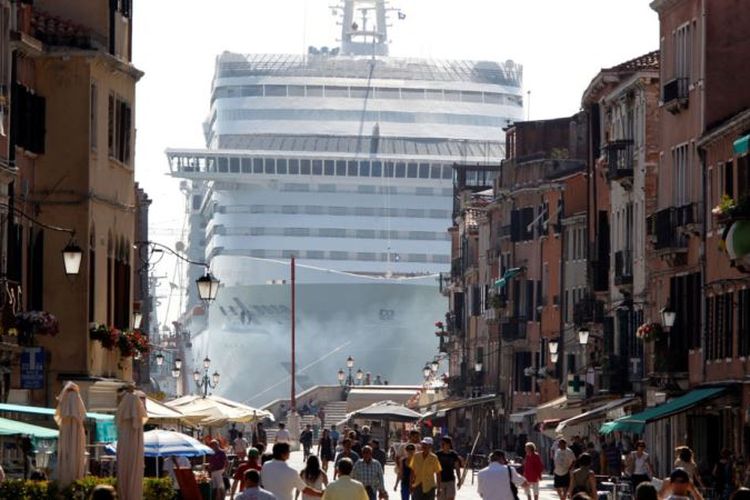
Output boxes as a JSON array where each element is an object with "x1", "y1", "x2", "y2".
[{"x1": 132, "y1": 0, "x2": 659, "y2": 328}]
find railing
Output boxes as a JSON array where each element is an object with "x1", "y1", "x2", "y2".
[
  {"x1": 663, "y1": 78, "x2": 689, "y2": 113},
  {"x1": 614, "y1": 250, "x2": 633, "y2": 286},
  {"x1": 606, "y1": 139, "x2": 634, "y2": 181},
  {"x1": 651, "y1": 208, "x2": 689, "y2": 250},
  {"x1": 500, "y1": 317, "x2": 527, "y2": 342}
]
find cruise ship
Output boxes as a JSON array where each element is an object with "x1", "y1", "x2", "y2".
[{"x1": 167, "y1": 0, "x2": 523, "y2": 405}]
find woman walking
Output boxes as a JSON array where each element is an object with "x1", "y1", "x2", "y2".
[
  {"x1": 318, "y1": 428, "x2": 335, "y2": 472},
  {"x1": 568, "y1": 453, "x2": 598, "y2": 500},
  {"x1": 523, "y1": 442, "x2": 544, "y2": 500},
  {"x1": 626, "y1": 441, "x2": 654, "y2": 489},
  {"x1": 297, "y1": 455, "x2": 328, "y2": 500},
  {"x1": 394, "y1": 443, "x2": 416, "y2": 500}
]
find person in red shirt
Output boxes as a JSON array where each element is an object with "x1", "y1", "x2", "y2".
[
  {"x1": 230, "y1": 447, "x2": 263, "y2": 497},
  {"x1": 523, "y1": 442, "x2": 545, "y2": 500}
]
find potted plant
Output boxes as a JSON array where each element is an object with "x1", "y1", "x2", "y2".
[
  {"x1": 89, "y1": 323, "x2": 120, "y2": 350},
  {"x1": 15, "y1": 311, "x2": 60, "y2": 346},
  {"x1": 636, "y1": 322, "x2": 664, "y2": 342}
]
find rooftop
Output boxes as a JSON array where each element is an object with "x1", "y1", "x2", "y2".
[
  {"x1": 604, "y1": 50, "x2": 660, "y2": 73},
  {"x1": 216, "y1": 52, "x2": 523, "y2": 87}
]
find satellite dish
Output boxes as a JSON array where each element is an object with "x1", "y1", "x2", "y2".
[{"x1": 175, "y1": 241, "x2": 185, "y2": 252}]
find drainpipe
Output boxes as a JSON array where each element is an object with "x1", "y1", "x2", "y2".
[{"x1": 698, "y1": 146, "x2": 707, "y2": 383}]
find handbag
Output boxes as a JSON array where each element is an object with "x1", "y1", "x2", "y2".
[{"x1": 507, "y1": 465, "x2": 520, "y2": 500}]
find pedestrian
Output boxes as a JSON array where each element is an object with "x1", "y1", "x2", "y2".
[
  {"x1": 477, "y1": 449, "x2": 527, "y2": 500},
  {"x1": 323, "y1": 458, "x2": 369, "y2": 500},
  {"x1": 254, "y1": 422, "x2": 268, "y2": 448},
  {"x1": 261, "y1": 443, "x2": 323, "y2": 500},
  {"x1": 334, "y1": 438, "x2": 361, "y2": 478},
  {"x1": 298, "y1": 455, "x2": 328, "y2": 500},
  {"x1": 230, "y1": 447, "x2": 263, "y2": 498},
  {"x1": 276, "y1": 423, "x2": 291, "y2": 444},
  {"x1": 361, "y1": 426, "x2": 372, "y2": 447},
  {"x1": 301, "y1": 424, "x2": 315, "y2": 460},
  {"x1": 435, "y1": 436, "x2": 462, "y2": 500},
  {"x1": 352, "y1": 445, "x2": 387, "y2": 500},
  {"x1": 674, "y1": 446, "x2": 703, "y2": 488},
  {"x1": 661, "y1": 467, "x2": 704, "y2": 500},
  {"x1": 553, "y1": 438, "x2": 576, "y2": 500},
  {"x1": 410, "y1": 437, "x2": 442, "y2": 500},
  {"x1": 714, "y1": 449, "x2": 737, "y2": 500},
  {"x1": 625, "y1": 441, "x2": 653, "y2": 489},
  {"x1": 570, "y1": 436, "x2": 584, "y2": 459},
  {"x1": 163, "y1": 454, "x2": 191, "y2": 498},
  {"x1": 522, "y1": 442, "x2": 544, "y2": 500},
  {"x1": 237, "y1": 468, "x2": 277, "y2": 499},
  {"x1": 372, "y1": 439, "x2": 388, "y2": 469},
  {"x1": 395, "y1": 443, "x2": 416, "y2": 500},
  {"x1": 207, "y1": 440, "x2": 228, "y2": 500},
  {"x1": 635, "y1": 482, "x2": 659, "y2": 500},
  {"x1": 319, "y1": 429, "x2": 336, "y2": 472},
  {"x1": 568, "y1": 453, "x2": 597, "y2": 500},
  {"x1": 602, "y1": 438, "x2": 623, "y2": 478},
  {"x1": 351, "y1": 431, "x2": 364, "y2": 455},
  {"x1": 585, "y1": 442, "x2": 600, "y2": 475},
  {"x1": 234, "y1": 431, "x2": 250, "y2": 460},
  {"x1": 330, "y1": 426, "x2": 340, "y2": 451}
]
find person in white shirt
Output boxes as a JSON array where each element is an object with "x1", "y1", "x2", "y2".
[
  {"x1": 477, "y1": 450, "x2": 527, "y2": 500},
  {"x1": 163, "y1": 455, "x2": 191, "y2": 491},
  {"x1": 234, "y1": 431, "x2": 250, "y2": 460},
  {"x1": 553, "y1": 439, "x2": 576, "y2": 500},
  {"x1": 275, "y1": 423, "x2": 291, "y2": 444},
  {"x1": 261, "y1": 443, "x2": 323, "y2": 500},
  {"x1": 237, "y1": 468, "x2": 277, "y2": 499}
]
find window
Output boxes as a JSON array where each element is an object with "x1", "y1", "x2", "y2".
[
  {"x1": 325, "y1": 86, "x2": 348, "y2": 98},
  {"x1": 287, "y1": 85, "x2": 305, "y2": 96},
  {"x1": 312, "y1": 160, "x2": 323, "y2": 175},
  {"x1": 347, "y1": 161, "x2": 358, "y2": 176},
  {"x1": 264, "y1": 85, "x2": 287, "y2": 97},
  {"x1": 407, "y1": 163, "x2": 418, "y2": 178},
  {"x1": 324, "y1": 160, "x2": 335, "y2": 176},
  {"x1": 276, "y1": 158, "x2": 287, "y2": 174},
  {"x1": 336, "y1": 160, "x2": 346, "y2": 176},
  {"x1": 12, "y1": 83, "x2": 46, "y2": 155},
  {"x1": 301, "y1": 160, "x2": 311, "y2": 175},
  {"x1": 108, "y1": 94, "x2": 132, "y2": 164},
  {"x1": 289, "y1": 159, "x2": 300, "y2": 174},
  {"x1": 359, "y1": 161, "x2": 370, "y2": 177},
  {"x1": 674, "y1": 23, "x2": 692, "y2": 82},
  {"x1": 90, "y1": 83, "x2": 97, "y2": 150},
  {"x1": 724, "y1": 160, "x2": 734, "y2": 199},
  {"x1": 673, "y1": 144, "x2": 689, "y2": 206},
  {"x1": 306, "y1": 86, "x2": 323, "y2": 97},
  {"x1": 264, "y1": 158, "x2": 275, "y2": 174},
  {"x1": 371, "y1": 161, "x2": 382, "y2": 177}
]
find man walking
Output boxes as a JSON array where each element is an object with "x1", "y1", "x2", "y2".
[
  {"x1": 261, "y1": 443, "x2": 323, "y2": 500},
  {"x1": 330, "y1": 425, "x2": 340, "y2": 451},
  {"x1": 334, "y1": 438, "x2": 361, "y2": 478},
  {"x1": 236, "y1": 469, "x2": 277, "y2": 499},
  {"x1": 275, "y1": 423, "x2": 291, "y2": 444},
  {"x1": 435, "y1": 436, "x2": 462, "y2": 500},
  {"x1": 477, "y1": 450, "x2": 527, "y2": 500},
  {"x1": 301, "y1": 424, "x2": 314, "y2": 460},
  {"x1": 352, "y1": 445, "x2": 388, "y2": 500},
  {"x1": 371, "y1": 440, "x2": 388, "y2": 469},
  {"x1": 553, "y1": 438, "x2": 576, "y2": 500},
  {"x1": 323, "y1": 458, "x2": 369, "y2": 500},
  {"x1": 410, "y1": 437, "x2": 442, "y2": 500},
  {"x1": 254, "y1": 422, "x2": 268, "y2": 448}
]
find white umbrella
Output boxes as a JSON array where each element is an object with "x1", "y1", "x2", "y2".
[
  {"x1": 106, "y1": 429, "x2": 214, "y2": 457},
  {"x1": 165, "y1": 395, "x2": 273, "y2": 425},
  {"x1": 116, "y1": 389, "x2": 148, "y2": 500},
  {"x1": 54, "y1": 382, "x2": 87, "y2": 487}
]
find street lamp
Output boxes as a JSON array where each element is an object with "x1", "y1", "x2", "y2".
[
  {"x1": 356, "y1": 369, "x2": 364, "y2": 383},
  {"x1": 661, "y1": 306, "x2": 676, "y2": 330},
  {"x1": 194, "y1": 356, "x2": 219, "y2": 398},
  {"x1": 474, "y1": 361, "x2": 483, "y2": 372},
  {"x1": 132, "y1": 311, "x2": 143, "y2": 330},
  {"x1": 196, "y1": 272, "x2": 220, "y2": 303},
  {"x1": 337, "y1": 369, "x2": 345, "y2": 383},
  {"x1": 430, "y1": 360, "x2": 439, "y2": 373},
  {"x1": 550, "y1": 352, "x2": 559, "y2": 364},
  {"x1": 61, "y1": 240, "x2": 83, "y2": 276},
  {"x1": 346, "y1": 356, "x2": 354, "y2": 369},
  {"x1": 423, "y1": 364, "x2": 431, "y2": 379},
  {"x1": 578, "y1": 328, "x2": 590, "y2": 346},
  {"x1": 549, "y1": 339, "x2": 559, "y2": 354},
  {"x1": 155, "y1": 352, "x2": 164, "y2": 366},
  {"x1": 171, "y1": 366, "x2": 180, "y2": 379},
  {"x1": 175, "y1": 358, "x2": 182, "y2": 370}
]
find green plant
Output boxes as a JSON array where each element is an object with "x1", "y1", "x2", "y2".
[
  {"x1": 64, "y1": 476, "x2": 116, "y2": 500},
  {"x1": 143, "y1": 477, "x2": 175, "y2": 500},
  {"x1": 0, "y1": 479, "x2": 57, "y2": 500}
]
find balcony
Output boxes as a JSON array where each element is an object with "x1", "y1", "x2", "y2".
[
  {"x1": 614, "y1": 250, "x2": 633, "y2": 288},
  {"x1": 573, "y1": 295, "x2": 604, "y2": 326},
  {"x1": 649, "y1": 207, "x2": 690, "y2": 265},
  {"x1": 500, "y1": 317, "x2": 527, "y2": 342},
  {"x1": 662, "y1": 78, "x2": 689, "y2": 114},
  {"x1": 605, "y1": 139, "x2": 634, "y2": 185}
]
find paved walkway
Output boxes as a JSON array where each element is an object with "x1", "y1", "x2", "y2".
[{"x1": 277, "y1": 450, "x2": 560, "y2": 500}]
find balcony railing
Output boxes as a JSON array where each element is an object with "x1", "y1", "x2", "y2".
[
  {"x1": 606, "y1": 139, "x2": 634, "y2": 182},
  {"x1": 663, "y1": 78, "x2": 689, "y2": 113},
  {"x1": 651, "y1": 207, "x2": 689, "y2": 250},
  {"x1": 614, "y1": 249, "x2": 633, "y2": 286},
  {"x1": 500, "y1": 317, "x2": 527, "y2": 342}
]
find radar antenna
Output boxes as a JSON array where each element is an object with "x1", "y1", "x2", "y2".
[{"x1": 330, "y1": 0, "x2": 404, "y2": 57}]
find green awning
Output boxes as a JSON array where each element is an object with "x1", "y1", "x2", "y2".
[
  {"x1": 494, "y1": 267, "x2": 523, "y2": 289},
  {"x1": 0, "y1": 403, "x2": 116, "y2": 442},
  {"x1": 0, "y1": 416, "x2": 58, "y2": 439},
  {"x1": 734, "y1": 135, "x2": 749, "y2": 155},
  {"x1": 599, "y1": 387, "x2": 726, "y2": 434}
]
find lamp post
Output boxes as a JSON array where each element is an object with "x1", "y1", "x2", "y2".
[
  {"x1": 578, "y1": 327, "x2": 589, "y2": 373},
  {"x1": 193, "y1": 356, "x2": 220, "y2": 398},
  {"x1": 660, "y1": 306, "x2": 676, "y2": 331}
]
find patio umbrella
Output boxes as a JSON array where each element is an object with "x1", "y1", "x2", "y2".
[
  {"x1": 116, "y1": 389, "x2": 148, "y2": 500},
  {"x1": 343, "y1": 401, "x2": 422, "y2": 451},
  {"x1": 54, "y1": 382, "x2": 87, "y2": 487},
  {"x1": 106, "y1": 429, "x2": 214, "y2": 457},
  {"x1": 165, "y1": 394, "x2": 273, "y2": 426}
]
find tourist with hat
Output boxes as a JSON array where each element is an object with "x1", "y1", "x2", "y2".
[{"x1": 409, "y1": 437, "x2": 442, "y2": 500}]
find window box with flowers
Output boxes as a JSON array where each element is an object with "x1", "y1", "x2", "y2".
[
  {"x1": 636, "y1": 322, "x2": 664, "y2": 343},
  {"x1": 89, "y1": 324, "x2": 151, "y2": 359},
  {"x1": 12, "y1": 311, "x2": 60, "y2": 346}
]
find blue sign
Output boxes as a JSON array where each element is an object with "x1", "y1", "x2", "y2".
[{"x1": 20, "y1": 347, "x2": 45, "y2": 390}]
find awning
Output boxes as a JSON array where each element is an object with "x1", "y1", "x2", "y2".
[
  {"x1": 495, "y1": 267, "x2": 523, "y2": 289},
  {"x1": 0, "y1": 402, "x2": 116, "y2": 442},
  {"x1": 600, "y1": 387, "x2": 726, "y2": 434},
  {"x1": 0, "y1": 416, "x2": 58, "y2": 439},
  {"x1": 555, "y1": 397, "x2": 636, "y2": 434},
  {"x1": 509, "y1": 395, "x2": 567, "y2": 424},
  {"x1": 509, "y1": 408, "x2": 536, "y2": 423},
  {"x1": 734, "y1": 134, "x2": 750, "y2": 155},
  {"x1": 344, "y1": 401, "x2": 422, "y2": 423}
]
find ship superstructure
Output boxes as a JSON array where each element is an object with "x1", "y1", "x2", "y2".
[{"x1": 168, "y1": 0, "x2": 523, "y2": 404}]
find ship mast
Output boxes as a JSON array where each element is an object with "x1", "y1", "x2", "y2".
[{"x1": 332, "y1": 0, "x2": 403, "y2": 57}]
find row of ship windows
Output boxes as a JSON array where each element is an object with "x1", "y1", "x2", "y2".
[
  {"x1": 218, "y1": 109, "x2": 507, "y2": 127},
  {"x1": 212, "y1": 84, "x2": 523, "y2": 106},
  {"x1": 217, "y1": 249, "x2": 451, "y2": 264},
  {"x1": 216, "y1": 205, "x2": 452, "y2": 219},
  {"x1": 208, "y1": 226, "x2": 451, "y2": 241},
  {"x1": 173, "y1": 157, "x2": 455, "y2": 180}
]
